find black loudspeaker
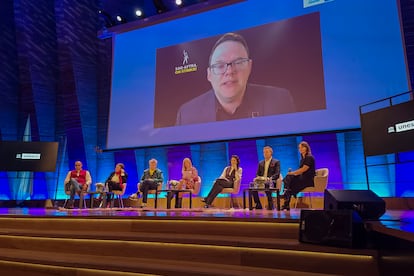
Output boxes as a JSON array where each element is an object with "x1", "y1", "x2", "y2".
[
  {"x1": 324, "y1": 189, "x2": 386, "y2": 220},
  {"x1": 299, "y1": 209, "x2": 366, "y2": 248}
]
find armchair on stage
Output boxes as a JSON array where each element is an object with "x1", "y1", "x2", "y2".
[
  {"x1": 135, "y1": 181, "x2": 163, "y2": 208},
  {"x1": 219, "y1": 177, "x2": 241, "y2": 208},
  {"x1": 63, "y1": 183, "x2": 89, "y2": 209},
  {"x1": 93, "y1": 182, "x2": 127, "y2": 208},
  {"x1": 178, "y1": 176, "x2": 201, "y2": 196},
  {"x1": 128, "y1": 179, "x2": 164, "y2": 208},
  {"x1": 111, "y1": 183, "x2": 127, "y2": 208},
  {"x1": 293, "y1": 168, "x2": 329, "y2": 209}
]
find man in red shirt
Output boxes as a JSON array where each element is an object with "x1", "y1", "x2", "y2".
[{"x1": 64, "y1": 161, "x2": 92, "y2": 208}]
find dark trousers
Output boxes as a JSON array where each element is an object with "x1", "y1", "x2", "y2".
[
  {"x1": 251, "y1": 190, "x2": 274, "y2": 210},
  {"x1": 205, "y1": 179, "x2": 233, "y2": 205},
  {"x1": 283, "y1": 174, "x2": 312, "y2": 196},
  {"x1": 139, "y1": 180, "x2": 158, "y2": 203},
  {"x1": 282, "y1": 174, "x2": 314, "y2": 206},
  {"x1": 66, "y1": 179, "x2": 87, "y2": 208},
  {"x1": 106, "y1": 181, "x2": 122, "y2": 202}
]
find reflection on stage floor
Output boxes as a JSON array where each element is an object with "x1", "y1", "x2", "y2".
[{"x1": 0, "y1": 207, "x2": 301, "y2": 221}]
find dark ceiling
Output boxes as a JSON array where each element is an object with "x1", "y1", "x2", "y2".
[{"x1": 99, "y1": 0, "x2": 206, "y2": 27}]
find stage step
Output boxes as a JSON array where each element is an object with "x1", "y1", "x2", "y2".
[
  {"x1": 0, "y1": 236, "x2": 378, "y2": 276},
  {"x1": 0, "y1": 227, "x2": 381, "y2": 255},
  {"x1": 0, "y1": 249, "x2": 329, "y2": 276},
  {"x1": 0, "y1": 217, "x2": 380, "y2": 275},
  {"x1": 0, "y1": 216, "x2": 299, "y2": 239}
]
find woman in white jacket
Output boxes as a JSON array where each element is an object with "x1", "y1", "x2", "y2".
[{"x1": 201, "y1": 155, "x2": 242, "y2": 208}]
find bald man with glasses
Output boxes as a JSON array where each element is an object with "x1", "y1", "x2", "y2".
[{"x1": 176, "y1": 32, "x2": 295, "y2": 126}]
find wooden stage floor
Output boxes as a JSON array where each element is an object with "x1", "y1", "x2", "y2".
[{"x1": 0, "y1": 206, "x2": 301, "y2": 222}]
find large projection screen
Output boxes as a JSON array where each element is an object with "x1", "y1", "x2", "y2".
[{"x1": 107, "y1": 0, "x2": 410, "y2": 149}]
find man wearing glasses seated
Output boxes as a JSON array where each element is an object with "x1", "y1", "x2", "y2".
[
  {"x1": 175, "y1": 32, "x2": 295, "y2": 126},
  {"x1": 64, "y1": 161, "x2": 92, "y2": 208}
]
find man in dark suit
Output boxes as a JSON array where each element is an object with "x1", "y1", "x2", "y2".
[
  {"x1": 175, "y1": 32, "x2": 295, "y2": 126},
  {"x1": 251, "y1": 146, "x2": 280, "y2": 210}
]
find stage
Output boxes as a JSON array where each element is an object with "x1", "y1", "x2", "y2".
[
  {"x1": 1, "y1": 206, "x2": 414, "y2": 244},
  {"x1": 0, "y1": 206, "x2": 413, "y2": 275}
]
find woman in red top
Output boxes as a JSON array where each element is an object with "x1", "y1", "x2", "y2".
[{"x1": 104, "y1": 163, "x2": 128, "y2": 207}]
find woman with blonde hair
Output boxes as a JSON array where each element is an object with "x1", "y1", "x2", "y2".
[{"x1": 171, "y1": 158, "x2": 199, "y2": 208}]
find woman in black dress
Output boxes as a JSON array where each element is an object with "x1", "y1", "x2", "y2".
[{"x1": 282, "y1": 141, "x2": 315, "y2": 210}]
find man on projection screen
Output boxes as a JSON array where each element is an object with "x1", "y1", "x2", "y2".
[{"x1": 176, "y1": 32, "x2": 295, "y2": 125}]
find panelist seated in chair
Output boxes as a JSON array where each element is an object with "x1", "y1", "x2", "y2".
[
  {"x1": 281, "y1": 141, "x2": 315, "y2": 211},
  {"x1": 251, "y1": 146, "x2": 280, "y2": 210},
  {"x1": 64, "y1": 160, "x2": 92, "y2": 208},
  {"x1": 130, "y1": 158, "x2": 164, "y2": 208},
  {"x1": 202, "y1": 155, "x2": 242, "y2": 208},
  {"x1": 103, "y1": 163, "x2": 128, "y2": 207},
  {"x1": 169, "y1": 158, "x2": 199, "y2": 208}
]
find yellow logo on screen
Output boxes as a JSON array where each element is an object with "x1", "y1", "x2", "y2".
[{"x1": 175, "y1": 49, "x2": 198, "y2": 74}]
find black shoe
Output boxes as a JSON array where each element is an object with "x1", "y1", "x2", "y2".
[
  {"x1": 254, "y1": 204, "x2": 263, "y2": 210},
  {"x1": 200, "y1": 198, "x2": 206, "y2": 203},
  {"x1": 203, "y1": 204, "x2": 210, "y2": 208},
  {"x1": 66, "y1": 200, "x2": 75, "y2": 209},
  {"x1": 282, "y1": 192, "x2": 291, "y2": 211},
  {"x1": 281, "y1": 203, "x2": 290, "y2": 211}
]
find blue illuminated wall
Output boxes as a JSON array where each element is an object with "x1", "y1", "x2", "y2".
[{"x1": 0, "y1": 0, "x2": 413, "y2": 201}]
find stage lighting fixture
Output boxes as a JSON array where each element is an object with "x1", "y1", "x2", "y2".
[
  {"x1": 116, "y1": 15, "x2": 126, "y2": 23},
  {"x1": 175, "y1": 0, "x2": 183, "y2": 6},
  {"x1": 135, "y1": 9, "x2": 143, "y2": 17},
  {"x1": 98, "y1": 9, "x2": 115, "y2": 27},
  {"x1": 153, "y1": 0, "x2": 168, "y2": 14}
]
